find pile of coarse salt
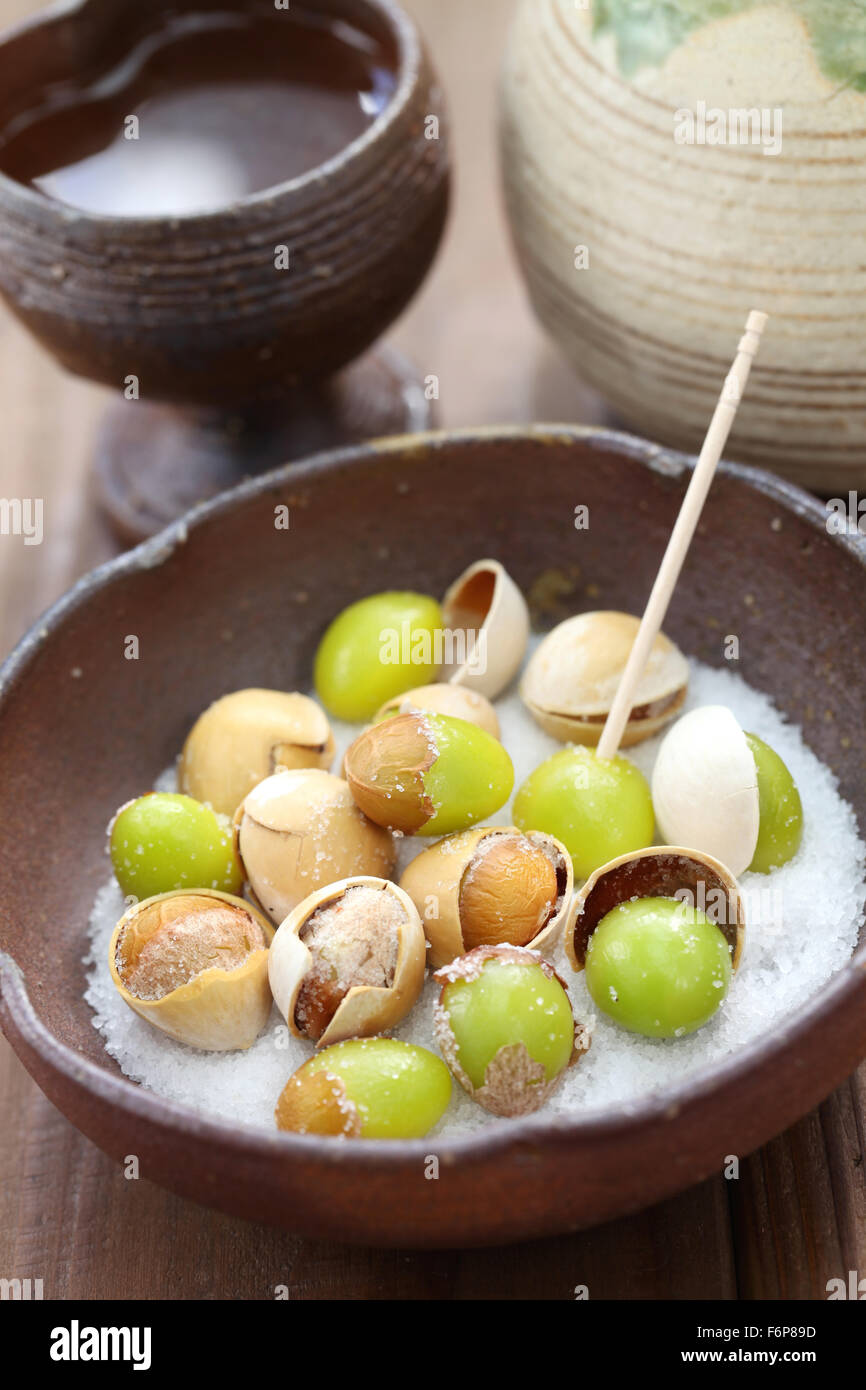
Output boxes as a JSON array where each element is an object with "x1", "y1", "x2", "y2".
[{"x1": 84, "y1": 658, "x2": 865, "y2": 1136}]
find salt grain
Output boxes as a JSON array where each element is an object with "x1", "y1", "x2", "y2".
[{"x1": 84, "y1": 658, "x2": 865, "y2": 1137}]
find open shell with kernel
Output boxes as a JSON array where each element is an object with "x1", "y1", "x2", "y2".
[
  {"x1": 268, "y1": 876, "x2": 426, "y2": 1046},
  {"x1": 234, "y1": 768, "x2": 395, "y2": 924},
  {"x1": 566, "y1": 845, "x2": 745, "y2": 975},
  {"x1": 109, "y1": 889, "x2": 275, "y2": 1051},
  {"x1": 440, "y1": 558, "x2": 529, "y2": 699},
  {"x1": 520, "y1": 610, "x2": 689, "y2": 746},
  {"x1": 399, "y1": 824, "x2": 573, "y2": 967}
]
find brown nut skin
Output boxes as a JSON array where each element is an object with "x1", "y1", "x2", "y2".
[
  {"x1": 375, "y1": 683, "x2": 500, "y2": 739},
  {"x1": 566, "y1": 845, "x2": 746, "y2": 975},
  {"x1": 268, "y1": 877, "x2": 426, "y2": 1047},
  {"x1": 109, "y1": 889, "x2": 275, "y2": 1051},
  {"x1": 343, "y1": 711, "x2": 436, "y2": 834},
  {"x1": 399, "y1": 826, "x2": 573, "y2": 968},
  {"x1": 275, "y1": 1067, "x2": 362, "y2": 1137},
  {"x1": 234, "y1": 769, "x2": 396, "y2": 924},
  {"x1": 179, "y1": 689, "x2": 335, "y2": 816},
  {"x1": 520, "y1": 612, "x2": 689, "y2": 747}
]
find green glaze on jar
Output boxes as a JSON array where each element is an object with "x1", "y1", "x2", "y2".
[{"x1": 592, "y1": 0, "x2": 866, "y2": 90}]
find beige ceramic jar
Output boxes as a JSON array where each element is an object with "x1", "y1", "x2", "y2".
[{"x1": 501, "y1": 1, "x2": 866, "y2": 490}]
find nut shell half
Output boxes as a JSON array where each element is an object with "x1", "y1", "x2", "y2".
[
  {"x1": 235, "y1": 769, "x2": 396, "y2": 923},
  {"x1": 109, "y1": 889, "x2": 274, "y2": 1051},
  {"x1": 441, "y1": 559, "x2": 529, "y2": 699},
  {"x1": 652, "y1": 705, "x2": 760, "y2": 878},
  {"x1": 520, "y1": 611, "x2": 688, "y2": 746},
  {"x1": 400, "y1": 826, "x2": 573, "y2": 967},
  {"x1": 375, "y1": 683, "x2": 500, "y2": 739},
  {"x1": 179, "y1": 689, "x2": 335, "y2": 816},
  {"x1": 268, "y1": 877, "x2": 426, "y2": 1047},
  {"x1": 566, "y1": 846, "x2": 745, "y2": 975}
]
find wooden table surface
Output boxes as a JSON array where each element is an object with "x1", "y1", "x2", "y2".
[{"x1": 1, "y1": 0, "x2": 864, "y2": 1300}]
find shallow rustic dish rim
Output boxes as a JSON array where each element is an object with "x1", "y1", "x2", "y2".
[
  {"x1": 1, "y1": 422, "x2": 864, "y2": 1171},
  {"x1": 0, "y1": 0, "x2": 421, "y2": 228}
]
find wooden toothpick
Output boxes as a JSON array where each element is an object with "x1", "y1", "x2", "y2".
[{"x1": 595, "y1": 309, "x2": 768, "y2": 763}]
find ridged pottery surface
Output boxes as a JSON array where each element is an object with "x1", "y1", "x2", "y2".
[{"x1": 500, "y1": 1, "x2": 866, "y2": 491}]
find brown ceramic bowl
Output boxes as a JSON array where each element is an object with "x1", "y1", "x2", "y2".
[
  {"x1": 2, "y1": 427, "x2": 865, "y2": 1248},
  {"x1": 0, "y1": 0, "x2": 449, "y2": 405}
]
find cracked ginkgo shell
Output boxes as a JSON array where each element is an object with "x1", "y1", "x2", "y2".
[
  {"x1": 399, "y1": 825, "x2": 573, "y2": 967},
  {"x1": 440, "y1": 558, "x2": 529, "y2": 699},
  {"x1": 268, "y1": 877, "x2": 426, "y2": 1047},
  {"x1": 520, "y1": 610, "x2": 688, "y2": 746},
  {"x1": 179, "y1": 688, "x2": 335, "y2": 816},
  {"x1": 234, "y1": 768, "x2": 396, "y2": 924},
  {"x1": 651, "y1": 705, "x2": 760, "y2": 877},
  {"x1": 566, "y1": 844, "x2": 745, "y2": 975},
  {"x1": 374, "y1": 682, "x2": 501, "y2": 739},
  {"x1": 109, "y1": 889, "x2": 275, "y2": 1051}
]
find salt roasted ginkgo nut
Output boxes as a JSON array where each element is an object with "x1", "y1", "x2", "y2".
[
  {"x1": 234, "y1": 769, "x2": 396, "y2": 924},
  {"x1": 513, "y1": 746, "x2": 654, "y2": 881},
  {"x1": 267, "y1": 877, "x2": 427, "y2": 1047},
  {"x1": 433, "y1": 945, "x2": 585, "y2": 1117},
  {"x1": 275, "y1": 1039, "x2": 453, "y2": 1139},
  {"x1": 109, "y1": 792, "x2": 243, "y2": 900},
  {"x1": 374, "y1": 683, "x2": 501, "y2": 739},
  {"x1": 313, "y1": 591, "x2": 444, "y2": 722},
  {"x1": 399, "y1": 825, "x2": 573, "y2": 967},
  {"x1": 179, "y1": 688, "x2": 335, "y2": 816},
  {"x1": 292, "y1": 885, "x2": 401, "y2": 1041},
  {"x1": 125, "y1": 903, "x2": 261, "y2": 999},
  {"x1": 744, "y1": 732, "x2": 803, "y2": 873},
  {"x1": 458, "y1": 833, "x2": 558, "y2": 948},
  {"x1": 566, "y1": 844, "x2": 745, "y2": 976},
  {"x1": 109, "y1": 889, "x2": 274, "y2": 1052},
  {"x1": 343, "y1": 710, "x2": 514, "y2": 836},
  {"x1": 584, "y1": 897, "x2": 733, "y2": 1038}
]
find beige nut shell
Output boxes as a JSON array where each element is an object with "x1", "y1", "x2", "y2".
[
  {"x1": 179, "y1": 688, "x2": 335, "y2": 816},
  {"x1": 375, "y1": 683, "x2": 501, "y2": 740},
  {"x1": 520, "y1": 611, "x2": 689, "y2": 746},
  {"x1": 268, "y1": 877, "x2": 426, "y2": 1047},
  {"x1": 652, "y1": 705, "x2": 760, "y2": 878},
  {"x1": 399, "y1": 825, "x2": 573, "y2": 968},
  {"x1": 109, "y1": 889, "x2": 275, "y2": 1051},
  {"x1": 441, "y1": 559, "x2": 529, "y2": 699},
  {"x1": 235, "y1": 769, "x2": 396, "y2": 924},
  {"x1": 566, "y1": 845, "x2": 745, "y2": 976}
]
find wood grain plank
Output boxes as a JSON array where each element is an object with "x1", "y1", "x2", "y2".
[{"x1": 731, "y1": 1077, "x2": 866, "y2": 1300}]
